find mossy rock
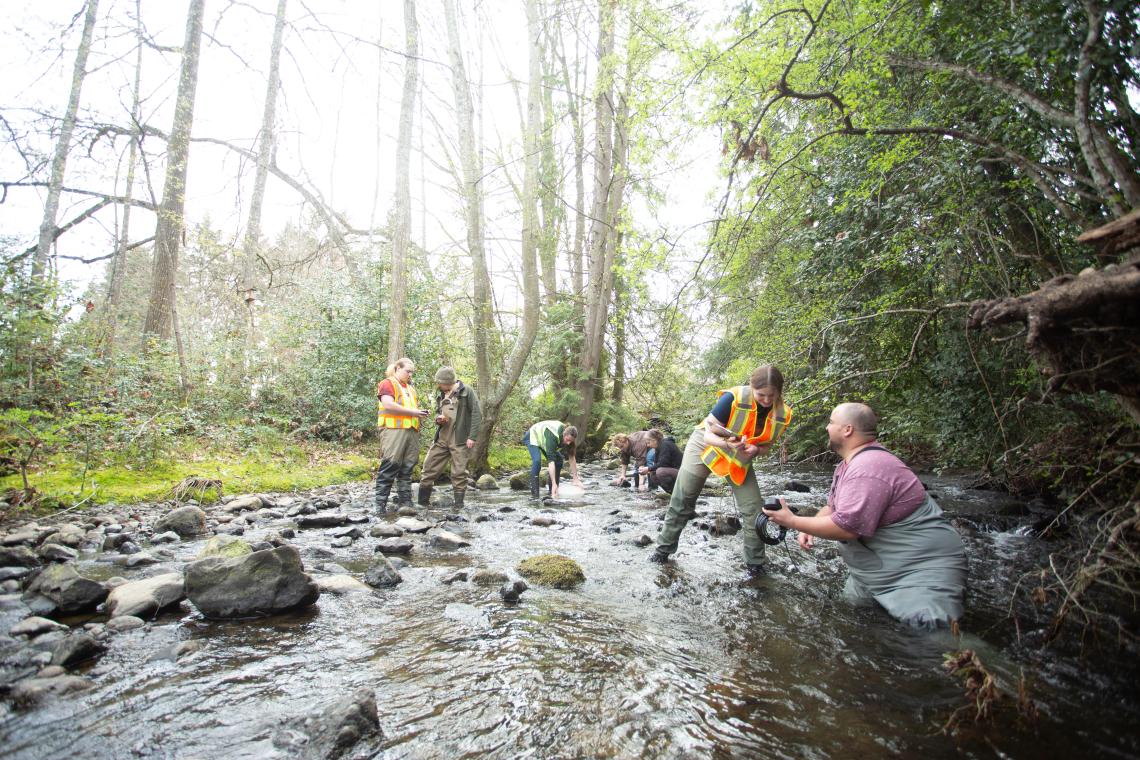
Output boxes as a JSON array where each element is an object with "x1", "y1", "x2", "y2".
[
  {"x1": 198, "y1": 535, "x2": 253, "y2": 559},
  {"x1": 516, "y1": 554, "x2": 585, "y2": 589}
]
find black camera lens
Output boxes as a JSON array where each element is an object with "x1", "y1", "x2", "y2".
[{"x1": 763, "y1": 497, "x2": 782, "y2": 511}]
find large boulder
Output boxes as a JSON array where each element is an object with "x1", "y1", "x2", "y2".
[
  {"x1": 153, "y1": 506, "x2": 208, "y2": 538},
  {"x1": 23, "y1": 564, "x2": 107, "y2": 615},
  {"x1": 184, "y1": 546, "x2": 320, "y2": 619},
  {"x1": 104, "y1": 573, "x2": 185, "y2": 619},
  {"x1": 516, "y1": 554, "x2": 586, "y2": 589},
  {"x1": 0, "y1": 546, "x2": 41, "y2": 568},
  {"x1": 51, "y1": 633, "x2": 106, "y2": 668},
  {"x1": 475, "y1": 474, "x2": 499, "y2": 490},
  {"x1": 9, "y1": 675, "x2": 94, "y2": 706}
]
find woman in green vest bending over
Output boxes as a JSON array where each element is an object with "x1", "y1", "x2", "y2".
[
  {"x1": 652, "y1": 365, "x2": 792, "y2": 576},
  {"x1": 523, "y1": 420, "x2": 583, "y2": 499}
]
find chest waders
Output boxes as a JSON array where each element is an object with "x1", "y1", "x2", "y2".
[{"x1": 837, "y1": 493, "x2": 967, "y2": 628}]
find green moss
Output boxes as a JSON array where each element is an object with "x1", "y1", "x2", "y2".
[
  {"x1": 516, "y1": 554, "x2": 586, "y2": 589},
  {"x1": 486, "y1": 443, "x2": 532, "y2": 473},
  {"x1": 0, "y1": 438, "x2": 375, "y2": 510},
  {"x1": 199, "y1": 535, "x2": 253, "y2": 559}
]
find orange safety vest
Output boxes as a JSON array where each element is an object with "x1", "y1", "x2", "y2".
[
  {"x1": 377, "y1": 379, "x2": 420, "y2": 430},
  {"x1": 699, "y1": 385, "x2": 792, "y2": 485}
]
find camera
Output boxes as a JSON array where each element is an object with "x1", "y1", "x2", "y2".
[{"x1": 763, "y1": 497, "x2": 782, "y2": 511}]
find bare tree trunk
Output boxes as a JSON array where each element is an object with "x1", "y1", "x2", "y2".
[
  {"x1": 612, "y1": 266, "x2": 625, "y2": 403},
  {"x1": 468, "y1": 0, "x2": 544, "y2": 472},
  {"x1": 538, "y1": 46, "x2": 560, "y2": 307},
  {"x1": 443, "y1": 0, "x2": 492, "y2": 397},
  {"x1": 238, "y1": 0, "x2": 288, "y2": 313},
  {"x1": 33, "y1": 0, "x2": 100, "y2": 283},
  {"x1": 142, "y1": 0, "x2": 206, "y2": 343},
  {"x1": 572, "y1": 0, "x2": 617, "y2": 441},
  {"x1": 102, "y1": 0, "x2": 141, "y2": 359},
  {"x1": 387, "y1": 0, "x2": 419, "y2": 365}
]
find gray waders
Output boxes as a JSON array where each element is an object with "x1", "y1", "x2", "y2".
[
  {"x1": 837, "y1": 494, "x2": 967, "y2": 628},
  {"x1": 655, "y1": 428, "x2": 768, "y2": 566}
]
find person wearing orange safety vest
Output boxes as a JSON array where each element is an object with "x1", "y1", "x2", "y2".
[
  {"x1": 374, "y1": 357, "x2": 429, "y2": 513},
  {"x1": 651, "y1": 365, "x2": 792, "y2": 577}
]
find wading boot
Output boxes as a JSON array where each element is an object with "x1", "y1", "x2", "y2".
[
  {"x1": 453, "y1": 490, "x2": 465, "y2": 510},
  {"x1": 395, "y1": 462, "x2": 415, "y2": 509},
  {"x1": 374, "y1": 460, "x2": 400, "y2": 514},
  {"x1": 529, "y1": 474, "x2": 540, "y2": 500},
  {"x1": 417, "y1": 484, "x2": 433, "y2": 507},
  {"x1": 648, "y1": 549, "x2": 670, "y2": 564},
  {"x1": 745, "y1": 564, "x2": 767, "y2": 579}
]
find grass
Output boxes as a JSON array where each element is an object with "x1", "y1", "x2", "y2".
[{"x1": 0, "y1": 436, "x2": 535, "y2": 513}]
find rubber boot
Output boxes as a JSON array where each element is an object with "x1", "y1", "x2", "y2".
[
  {"x1": 453, "y1": 490, "x2": 465, "y2": 510},
  {"x1": 396, "y1": 462, "x2": 415, "y2": 508},
  {"x1": 529, "y1": 474, "x2": 540, "y2": 500},
  {"x1": 374, "y1": 460, "x2": 400, "y2": 514},
  {"x1": 417, "y1": 484, "x2": 433, "y2": 507}
]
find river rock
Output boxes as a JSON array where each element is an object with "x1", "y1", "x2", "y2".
[
  {"x1": 633, "y1": 534, "x2": 653, "y2": 547},
  {"x1": 329, "y1": 526, "x2": 364, "y2": 540},
  {"x1": 184, "y1": 546, "x2": 320, "y2": 619},
  {"x1": 149, "y1": 531, "x2": 181, "y2": 545},
  {"x1": 9, "y1": 675, "x2": 94, "y2": 705},
  {"x1": 273, "y1": 687, "x2": 380, "y2": 760},
  {"x1": 471, "y1": 568, "x2": 508, "y2": 586},
  {"x1": 222, "y1": 495, "x2": 263, "y2": 514},
  {"x1": 0, "y1": 546, "x2": 40, "y2": 568},
  {"x1": 154, "y1": 506, "x2": 208, "y2": 538},
  {"x1": 499, "y1": 580, "x2": 528, "y2": 604},
  {"x1": 111, "y1": 552, "x2": 159, "y2": 568},
  {"x1": 396, "y1": 506, "x2": 418, "y2": 517},
  {"x1": 0, "y1": 566, "x2": 34, "y2": 582},
  {"x1": 785, "y1": 480, "x2": 811, "y2": 493},
  {"x1": 296, "y1": 513, "x2": 351, "y2": 529},
  {"x1": 395, "y1": 517, "x2": 432, "y2": 534},
  {"x1": 428, "y1": 530, "x2": 469, "y2": 550},
  {"x1": 710, "y1": 515, "x2": 741, "y2": 536},
  {"x1": 475, "y1": 474, "x2": 499, "y2": 490},
  {"x1": 441, "y1": 570, "x2": 468, "y2": 584},
  {"x1": 369, "y1": 524, "x2": 403, "y2": 538},
  {"x1": 508, "y1": 472, "x2": 529, "y2": 490},
  {"x1": 443, "y1": 602, "x2": 491, "y2": 629},
  {"x1": 23, "y1": 564, "x2": 107, "y2": 615},
  {"x1": 9, "y1": 616, "x2": 68, "y2": 637},
  {"x1": 118, "y1": 541, "x2": 142, "y2": 555},
  {"x1": 51, "y1": 633, "x2": 106, "y2": 668},
  {"x1": 1, "y1": 529, "x2": 43, "y2": 547},
  {"x1": 105, "y1": 615, "x2": 146, "y2": 633},
  {"x1": 363, "y1": 557, "x2": 402, "y2": 588},
  {"x1": 36, "y1": 543, "x2": 79, "y2": 565},
  {"x1": 104, "y1": 572, "x2": 185, "y2": 619},
  {"x1": 40, "y1": 529, "x2": 84, "y2": 548},
  {"x1": 330, "y1": 536, "x2": 353, "y2": 548},
  {"x1": 198, "y1": 535, "x2": 253, "y2": 559},
  {"x1": 530, "y1": 516, "x2": 555, "y2": 527},
  {"x1": 314, "y1": 575, "x2": 372, "y2": 595},
  {"x1": 374, "y1": 538, "x2": 414, "y2": 555}
]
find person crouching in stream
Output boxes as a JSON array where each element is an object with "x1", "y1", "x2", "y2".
[
  {"x1": 417, "y1": 366, "x2": 482, "y2": 509},
  {"x1": 610, "y1": 429, "x2": 662, "y2": 491},
  {"x1": 761, "y1": 402, "x2": 967, "y2": 628},
  {"x1": 374, "y1": 358, "x2": 429, "y2": 513},
  {"x1": 651, "y1": 365, "x2": 792, "y2": 578},
  {"x1": 522, "y1": 420, "x2": 583, "y2": 499}
]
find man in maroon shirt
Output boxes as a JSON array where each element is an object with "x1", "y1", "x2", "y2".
[{"x1": 764, "y1": 402, "x2": 967, "y2": 628}]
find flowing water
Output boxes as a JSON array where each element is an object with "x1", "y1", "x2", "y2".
[{"x1": 2, "y1": 462, "x2": 1138, "y2": 759}]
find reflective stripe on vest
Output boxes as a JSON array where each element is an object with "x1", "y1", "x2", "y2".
[
  {"x1": 378, "y1": 381, "x2": 419, "y2": 429},
  {"x1": 699, "y1": 386, "x2": 793, "y2": 485}
]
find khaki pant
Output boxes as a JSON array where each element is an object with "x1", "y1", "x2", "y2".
[
  {"x1": 420, "y1": 436, "x2": 470, "y2": 494},
  {"x1": 655, "y1": 428, "x2": 768, "y2": 566}
]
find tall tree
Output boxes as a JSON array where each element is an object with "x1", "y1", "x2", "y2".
[
  {"x1": 572, "y1": 0, "x2": 619, "y2": 440},
  {"x1": 101, "y1": 0, "x2": 141, "y2": 359},
  {"x1": 142, "y1": 0, "x2": 206, "y2": 343},
  {"x1": 32, "y1": 0, "x2": 100, "y2": 284},
  {"x1": 237, "y1": 0, "x2": 288, "y2": 317},
  {"x1": 443, "y1": 0, "x2": 493, "y2": 398},
  {"x1": 468, "y1": 0, "x2": 544, "y2": 471},
  {"x1": 386, "y1": 0, "x2": 419, "y2": 365}
]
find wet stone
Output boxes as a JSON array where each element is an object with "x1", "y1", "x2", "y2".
[
  {"x1": 330, "y1": 536, "x2": 354, "y2": 548},
  {"x1": 395, "y1": 518, "x2": 433, "y2": 534},
  {"x1": 105, "y1": 615, "x2": 146, "y2": 633},
  {"x1": 10, "y1": 616, "x2": 68, "y2": 637},
  {"x1": 149, "y1": 531, "x2": 181, "y2": 545},
  {"x1": 296, "y1": 514, "x2": 351, "y2": 529},
  {"x1": 499, "y1": 580, "x2": 527, "y2": 604},
  {"x1": 369, "y1": 524, "x2": 404, "y2": 538},
  {"x1": 633, "y1": 535, "x2": 653, "y2": 547},
  {"x1": 442, "y1": 570, "x2": 469, "y2": 585},
  {"x1": 37, "y1": 544, "x2": 78, "y2": 563},
  {"x1": 375, "y1": 538, "x2": 414, "y2": 556},
  {"x1": 471, "y1": 569, "x2": 508, "y2": 587},
  {"x1": 0, "y1": 546, "x2": 41, "y2": 568},
  {"x1": 531, "y1": 516, "x2": 556, "y2": 527},
  {"x1": 428, "y1": 530, "x2": 469, "y2": 550},
  {"x1": 328, "y1": 526, "x2": 363, "y2": 539},
  {"x1": 0, "y1": 567, "x2": 34, "y2": 582}
]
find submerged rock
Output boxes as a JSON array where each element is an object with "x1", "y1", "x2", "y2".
[
  {"x1": 198, "y1": 535, "x2": 253, "y2": 559},
  {"x1": 184, "y1": 546, "x2": 320, "y2": 619},
  {"x1": 10, "y1": 674, "x2": 94, "y2": 705},
  {"x1": 516, "y1": 554, "x2": 586, "y2": 589},
  {"x1": 314, "y1": 575, "x2": 372, "y2": 595},
  {"x1": 273, "y1": 687, "x2": 380, "y2": 760},
  {"x1": 471, "y1": 568, "x2": 508, "y2": 587},
  {"x1": 51, "y1": 633, "x2": 106, "y2": 668},
  {"x1": 428, "y1": 530, "x2": 469, "y2": 550}
]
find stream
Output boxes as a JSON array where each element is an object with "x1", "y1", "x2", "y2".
[{"x1": 2, "y1": 461, "x2": 1138, "y2": 759}]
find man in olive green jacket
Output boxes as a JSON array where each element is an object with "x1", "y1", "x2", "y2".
[{"x1": 417, "y1": 367, "x2": 482, "y2": 509}]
